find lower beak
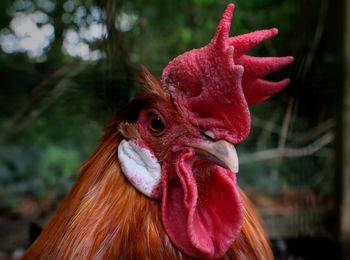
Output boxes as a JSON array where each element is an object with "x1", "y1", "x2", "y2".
[{"x1": 189, "y1": 140, "x2": 239, "y2": 173}]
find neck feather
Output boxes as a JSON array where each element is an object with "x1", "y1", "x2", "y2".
[{"x1": 24, "y1": 120, "x2": 273, "y2": 260}]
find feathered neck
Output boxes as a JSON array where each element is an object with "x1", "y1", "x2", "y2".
[
  {"x1": 23, "y1": 71, "x2": 273, "y2": 259},
  {"x1": 23, "y1": 123, "x2": 168, "y2": 259}
]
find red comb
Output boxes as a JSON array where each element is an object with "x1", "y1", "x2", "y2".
[{"x1": 161, "y1": 3, "x2": 293, "y2": 143}]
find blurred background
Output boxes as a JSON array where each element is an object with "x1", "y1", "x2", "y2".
[{"x1": 0, "y1": 0, "x2": 348, "y2": 259}]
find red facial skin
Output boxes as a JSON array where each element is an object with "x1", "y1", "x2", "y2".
[
  {"x1": 136, "y1": 101, "x2": 243, "y2": 259},
  {"x1": 134, "y1": 3, "x2": 293, "y2": 258}
]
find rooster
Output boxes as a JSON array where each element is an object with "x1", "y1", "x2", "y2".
[{"x1": 23, "y1": 3, "x2": 293, "y2": 259}]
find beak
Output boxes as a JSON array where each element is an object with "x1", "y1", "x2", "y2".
[{"x1": 189, "y1": 140, "x2": 239, "y2": 173}]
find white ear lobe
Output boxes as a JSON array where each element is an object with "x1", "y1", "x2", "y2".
[{"x1": 117, "y1": 139, "x2": 161, "y2": 199}]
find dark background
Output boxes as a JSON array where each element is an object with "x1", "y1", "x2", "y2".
[{"x1": 0, "y1": 0, "x2": 347, "y2": 259}]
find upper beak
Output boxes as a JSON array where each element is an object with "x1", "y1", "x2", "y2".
[{"x1": 189, "y1": 140, "x2": 239, "y2": 173}]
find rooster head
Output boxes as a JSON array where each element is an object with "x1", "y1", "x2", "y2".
[{"x1": 117, "y1": 3, "x2": 293, "y2": 259}]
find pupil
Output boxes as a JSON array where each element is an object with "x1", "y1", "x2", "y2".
[
  {"x1": 147, "y1": 112, "x2": 165, "y2": 135},
  {"x1": 151, "y1": 117, "x2": 162, "y2": 130}
]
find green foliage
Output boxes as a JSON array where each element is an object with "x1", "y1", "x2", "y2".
[
  {"x1": 0, "y1": 0, "x2": 338, "y2": 222},
  {"x1": 0, "y1": 144, "x2": 84, "y2": 209}
]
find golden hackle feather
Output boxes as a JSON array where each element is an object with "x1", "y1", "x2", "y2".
[{"x1": 23, "y1": 68, "x2": 273, "y2": 260}]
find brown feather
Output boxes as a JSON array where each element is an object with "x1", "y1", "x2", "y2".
[{"x1": 23, "y1": 68, "x2": 273, "y2": 260}]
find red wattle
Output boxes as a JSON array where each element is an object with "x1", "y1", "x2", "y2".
[{"x1": 161, "y1": 149, "x2": 243, "y2": 259}]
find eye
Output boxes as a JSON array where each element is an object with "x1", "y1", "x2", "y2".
[
  {"x1": 147, "y1": 112, "x2": 165, "y2": 135},
  {"x1": 201, "y1": 130, "x2": 215, "y2": 141}
]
